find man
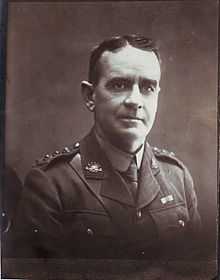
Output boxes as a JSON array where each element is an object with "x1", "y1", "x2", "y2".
[{"x1": 10, "y1": 35, "x2": 201, "y2": 259}]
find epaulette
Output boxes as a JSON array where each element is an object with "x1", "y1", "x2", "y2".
[
  {"x1": 152, "y1": 146, "x2": 175, "y2": 158},
  {"x1": 152, "y1": 146, "x2": 185, "y2": 170},
  {"x1": 33, "y1": 142, "x2": 80, "y2": 169}
]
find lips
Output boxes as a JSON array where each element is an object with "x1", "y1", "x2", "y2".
[{"x1": 119, "y1": 115, "x2": 144, "y2": 121}]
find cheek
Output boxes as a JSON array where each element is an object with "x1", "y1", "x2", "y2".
[
  {"x1": 95, "y1": 92, "x2": 123, "y2": 112},
  {"x1": 94, "y1": 86, "x2": 113, "y2": 103},
  {"x1": 144, "y1": 96, "x2": 159, "y2": 116}
]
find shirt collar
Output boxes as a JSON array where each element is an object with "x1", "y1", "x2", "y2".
[{"x1": 95, "y1": 130, "x2": 145, "y2": 172}]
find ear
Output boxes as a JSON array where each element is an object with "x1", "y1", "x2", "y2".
[
  {"x1": 81, "y1": 81, "x2": 96, "y2": 112},
  {"x1": 157, "y1": 85, "x2": 161, "y2": 94}
]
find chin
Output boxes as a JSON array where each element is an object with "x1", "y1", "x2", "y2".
[
  {"x1": 123, "y1": 127, "x2": 149, "y2": 140},
  {"x1": 113, "y1": 129, "x2": 147, "y2": 151}
]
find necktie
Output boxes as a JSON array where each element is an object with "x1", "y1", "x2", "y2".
[{"x1": 123, "y1": 157, "x2": 138, "y2": 200}]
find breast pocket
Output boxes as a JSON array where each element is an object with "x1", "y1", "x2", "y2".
[
  {"x1": 149, "y1": 203, "x2": 190, "y2": 242},
  {"x1": 62, "y1": 209, "x2": 116, "y2": 238}
]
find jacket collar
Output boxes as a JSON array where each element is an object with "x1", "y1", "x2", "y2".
[
  {"x1": 79, "y1": 129, "x2": 161, "y2": 208},
  {"x1": 79, "y1": 130, "x2": 134, "y2": 206},
  {"x1": 80, "y1": 129, "x2": 109, "y2": 179},
  {"x1": 136, "y1": 143, "x2": 160, "y2": 209},
  {"x1": 95, "y1": 130, "x2": 144, "y2": 172}
]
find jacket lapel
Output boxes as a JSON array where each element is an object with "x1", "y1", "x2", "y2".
[
  {"x1": 100, "y1": 168, "x2": 134, "y2": 206},
  {"x1": 70, "y1": 132, "x2": 183, "y2": 239},
  {"x1": 69, "y1": 130, "x2": 135, "y2": 235},
  {"x1": 136, "y1": 143, "x2": 161, "y2": 209},
  {"x1": 77, "y1": 130, "x2": 135, "y2": 206},
  {"x1": 73, "y1": 131, "x2": 162, "y2": 210}
]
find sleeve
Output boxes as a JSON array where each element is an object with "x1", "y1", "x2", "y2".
[
  {"x1": 183, "y1": 166, "x2": 202, "y2": 231},
  {"x1": 8, "y1": 168, "x2": 64, "y2": 257},
  {"x1": 183, "y1": 165, "x2": 203, "y2": 256}
]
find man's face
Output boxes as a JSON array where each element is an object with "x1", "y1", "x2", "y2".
[{"x1": 91, "y1": 45, "x2": 161, "y2": 153}]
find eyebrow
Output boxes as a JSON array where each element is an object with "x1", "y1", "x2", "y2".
[
  {"x1": 108, "y1": 76, "x2": 158, "y2": 86},
  {"x1": 140, "y1": 78, "x2": 158, "y2": 87}
]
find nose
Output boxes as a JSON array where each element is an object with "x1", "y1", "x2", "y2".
[{"x1": 124, "y1": 84, "x2": 143, "y2": 109}]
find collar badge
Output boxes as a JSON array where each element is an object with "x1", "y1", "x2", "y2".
[
  {"x1": 151, "y1": 158, "x2": 159, "y2": 169},
  {"x1": 85, "y1": 161, "x2": 103, "y2": 173}
]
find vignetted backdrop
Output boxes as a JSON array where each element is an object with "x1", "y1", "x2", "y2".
[{"x1": 5, "y1": 1, "x2": 218, "y2": 255}]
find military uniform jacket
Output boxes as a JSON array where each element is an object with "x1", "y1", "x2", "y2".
[{"x1": 11, "y1": 130, "x2": 201, "y2": 259}]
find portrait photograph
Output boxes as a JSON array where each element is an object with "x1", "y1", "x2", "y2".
[{"x1": 1, "y1": 1, "x2": 218, "y2": 279}]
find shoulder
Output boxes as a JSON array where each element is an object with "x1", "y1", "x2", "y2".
[
  {"x1": 151, "y1": 146, "x2": 196, "y2": 203},
  {"x1": 151, "y1": 146, "x2": 193, "y2": 184},
  {"x1": 33, "y1": 141, "x2": 81, "y2": 171},
  {"x1": 152, "y1": 146, "x2": 188, "y2": 172},
  {"x1": 22, "y1": 142, "x2": 83, "y2": 204}
]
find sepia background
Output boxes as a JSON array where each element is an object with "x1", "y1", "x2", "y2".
[{"x1": 5, "y1": 1, "x2": 218, "y2": 256}]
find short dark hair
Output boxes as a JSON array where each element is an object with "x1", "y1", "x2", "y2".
[{"x1": 88, "y1": 34, "x2": 161, "y2": 85}]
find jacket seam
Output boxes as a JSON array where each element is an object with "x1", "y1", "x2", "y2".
[
  {"x1": 149, "y1": 201, "x2": 185, "y2": 213},
  {"x1": 63, "y1": 209, "x2": 108, "y2": 216}
]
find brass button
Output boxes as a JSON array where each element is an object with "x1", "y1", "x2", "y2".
[
  {"x1": 44, "y1": 154, "x2": 50, "y2": 159},
  {"x1": 75, "y1": 142, "x2": 80, "y2": 148},
  {"x1": 87, "y1": 228, "x2": 94, "y2": 236},
  {"x1": 137, "y1": 210, "x2": 142, "y2": 219},
  {"x1": 63, "y1": 147, "x2": 70, "y2": 153},
  {"x1": 178, "y1": 219, "x2": 185, "y2": 227},
  {"x1": 34, "y1": 229, "x2": 39, "y2": 233}
]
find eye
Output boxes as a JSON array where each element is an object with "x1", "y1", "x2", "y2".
[
  {"x1": 113, "y1": 81, "x2": 126, "y2": 90},
  {"x1": 141, "y1": 81, "x2": 156, "y2": 95},
  {"x1": 142, "y1": 85, "x2": 154, "y2": 94},
  {"x1": 106, "y1": 78, "x2": 131, "y2": 92}
]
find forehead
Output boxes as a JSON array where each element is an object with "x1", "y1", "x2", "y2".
[{"x1": 99, "y1": 45, "x2": 161, "y2": 80}]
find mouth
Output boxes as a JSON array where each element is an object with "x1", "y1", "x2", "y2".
[
  {"x1": 120, "y1": 116, "x2": 144, "y2": 121},
  {"x1": 119, "y1": 116, "x2": 145, "y2": 127}
]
